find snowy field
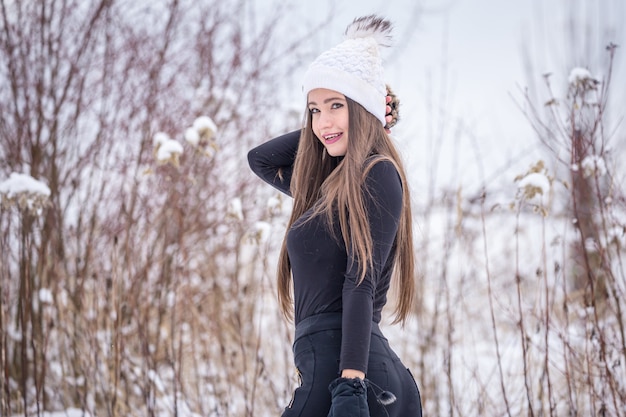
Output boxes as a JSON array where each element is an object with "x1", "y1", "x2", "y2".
[{"x1": 1, "y1": 0, "x2": 625, "y2": 416}]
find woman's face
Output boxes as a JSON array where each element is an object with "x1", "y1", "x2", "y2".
[{"x1": 307, "y1": 88, "x2": 349, "y2": 157}]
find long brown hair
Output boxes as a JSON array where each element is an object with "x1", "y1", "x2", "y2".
[{"x1": 277, "y1": 97, "x2": 415, "y2": 324}]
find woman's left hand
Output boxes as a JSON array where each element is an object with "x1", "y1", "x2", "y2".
[{"x1": 327, "y1": 377, "x2": 370, "y2": 417}]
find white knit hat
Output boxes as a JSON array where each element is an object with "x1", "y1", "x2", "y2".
[{"x1": 302, "y1": 15, "x2": 392, "y2": 126}]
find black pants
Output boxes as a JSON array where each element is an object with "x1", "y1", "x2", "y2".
[{"x1": 281, "y1": 313, "x2": 422, "y2": 417}]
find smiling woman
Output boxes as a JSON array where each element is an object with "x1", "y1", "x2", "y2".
[
  {"x1": 248, "y1": 15, "x2": 422, "y2": 417},
  {"x1": 307, "y1": 89, "x2": 350, "y2": 156}
]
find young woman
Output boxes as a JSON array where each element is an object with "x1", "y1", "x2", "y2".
[{"x1": 248, "y1": 15, "x2": 422, "y2": 417}]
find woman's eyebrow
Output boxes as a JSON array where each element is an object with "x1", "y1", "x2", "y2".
[{"x1": 307, "y1": 97, "x2": 345, "y2": 106}]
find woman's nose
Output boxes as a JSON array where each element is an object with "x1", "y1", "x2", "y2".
[{"x1": 318, "y1": 111, "x2": 332, "y2": 128}]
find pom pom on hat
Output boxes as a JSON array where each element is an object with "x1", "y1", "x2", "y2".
[
  {"x1": 303, "y1": 15, "x2": 392, "y2": 126},
  {"x1": 344, "y1": 15, "x2": 392, "y2": 47}
]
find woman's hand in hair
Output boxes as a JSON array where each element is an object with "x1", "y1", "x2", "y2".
[
  {"x1": 384, "y1": 97, "x2": 394, "y2": 133},
  {"x1": 384, "y1": 84, "x2": 400, "y2": 133}
]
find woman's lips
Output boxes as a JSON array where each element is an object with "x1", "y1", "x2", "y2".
[{"x1": 324, "y1": 133, "x2": 342, "y2": 145}]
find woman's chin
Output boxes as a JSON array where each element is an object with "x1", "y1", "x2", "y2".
[{"x1": 325, "y1": 146, "x2": 347, "y2": 157}]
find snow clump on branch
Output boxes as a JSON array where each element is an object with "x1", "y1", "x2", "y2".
[
  {"x1": 185, "y1": 115, "x2": 219, "y2": 157},
  {"x1": 568, "y1": 67, "x2": 599, "y2": 92},
  {"x1": 580, "y1": 154, "x2": 607, "y2": 178},
  {"x1": 153, "y1": 131, "x2": 184, "y2": 167},
  {"x1": 0, "y1": 173, "x2": 51, "y2": 214}
]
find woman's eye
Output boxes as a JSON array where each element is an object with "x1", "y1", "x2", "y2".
[
  {"x1": 309, "y1": 108, "x2": 319, "y2": 114},
  {"x1": 331, "y1": 102, "x2": 343, "y2": 109}
]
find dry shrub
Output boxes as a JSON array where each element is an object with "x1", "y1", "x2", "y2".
[{"x1": 0, "y1": 0, "x2": 312, "y2": 415}]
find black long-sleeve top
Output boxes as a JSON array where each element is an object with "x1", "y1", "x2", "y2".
[{"x1": 247, "y1": 130, "x2": 402, "y2": 373}]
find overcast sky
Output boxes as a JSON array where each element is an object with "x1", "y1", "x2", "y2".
[{"x1": 291, "y1": 0, "x2": 625, "y2": 198}]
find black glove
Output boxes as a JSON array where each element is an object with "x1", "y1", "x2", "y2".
[{"x1": 327, "y1": 377, "x2": 370, "y2": 417}]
